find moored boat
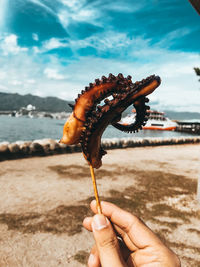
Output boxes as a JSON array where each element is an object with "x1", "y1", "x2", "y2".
[{"x1": 121, "y1": 110, "x2": 178, "y2": 131}]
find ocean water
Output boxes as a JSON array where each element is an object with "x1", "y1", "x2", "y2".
[{"x1": 0, "y1": 115, "x2": 195, "y2": 143}]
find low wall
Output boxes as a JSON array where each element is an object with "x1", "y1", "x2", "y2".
[{"x1": 0, "y1": 136, "x2": 200, "y2": 162}]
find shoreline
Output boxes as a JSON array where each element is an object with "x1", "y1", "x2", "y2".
[{"x1": 0, "y1": 136, "x2": 200, "y2": 162}]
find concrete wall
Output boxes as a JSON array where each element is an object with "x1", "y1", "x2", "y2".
[{"x1": 0, "y1": 137, "x2": 200, "y2": 162}]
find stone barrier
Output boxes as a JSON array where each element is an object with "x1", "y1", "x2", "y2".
[{"x1": 0, "y1": 136, "x2": 200, "y2": 162}]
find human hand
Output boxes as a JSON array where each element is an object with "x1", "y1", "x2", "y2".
[{"x1": 83, "y1": 200, "x2": 181, "y2": 267}]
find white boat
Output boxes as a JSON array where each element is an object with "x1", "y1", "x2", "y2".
[{"x1": 121, "y1": 110, "x2": 178, "y2": 131}]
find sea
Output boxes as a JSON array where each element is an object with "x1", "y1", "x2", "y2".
[{"x1": 0, "y1": 115, "x2": 196, "y2": 143}]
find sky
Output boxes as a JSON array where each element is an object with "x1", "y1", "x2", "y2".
[{"x1": 0, "y1": 0, "x2": 200, "y2": 112}]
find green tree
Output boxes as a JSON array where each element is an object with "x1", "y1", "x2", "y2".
[{"x1": 194, "y1": 67, "x2": 200, "y2": 82}]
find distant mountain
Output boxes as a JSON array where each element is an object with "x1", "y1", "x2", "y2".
[
  {"x1": 0, "y1": 92, "x2": 74, "y2": 112},
  {"x1": 0, "y1": 92, "x2": 200, "y2": 120},
  {"x1": 164, "y1": 110, "x2": 200, "y2": 121}
]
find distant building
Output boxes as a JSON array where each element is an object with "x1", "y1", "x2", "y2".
[
  {"x1": 26, "y1": 104, "x2": 36, "y2": 111},
  {"x1": 16, "y1": 104, "x2": 36, "y2": 117}
]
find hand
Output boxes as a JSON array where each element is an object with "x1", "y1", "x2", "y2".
[{"x1": 83, "y1": 200, "x2": 181, "y2": 267}]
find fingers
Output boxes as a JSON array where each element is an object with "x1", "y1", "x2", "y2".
[
  {"x1": 83, "y1": 216, "x2": 137, "y2": 252},
  {"x1": 84, "y1": 201, "x2": 180, "y2": 267},
  {"x1": 90, "y1": 200, "x2": 163, "y2": 249},
  {"x1": 113, "y1": 223, "x2": 138, "y2": 252},
  {"x1": 83, "y1": 216, "x2": 93, "y2": 232},
  {"x1": 91, "y1": 214, "x2": 127, "y2": 267},
  {"x1": 83, "y1": 217, "x2": 133, "y2": 262},
  {"x1": 88, "y1": 245, "x2": 101, "y2": 267}
]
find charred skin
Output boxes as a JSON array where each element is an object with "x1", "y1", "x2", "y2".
[
  {"x1": 60, "y1": 74, "x2": 161, "y2": 168},
  {"x1": 60, "y1": 73, "x2": 132, "y2": 144}
]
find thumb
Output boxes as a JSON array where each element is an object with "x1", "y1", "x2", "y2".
[{"x1": 92, "y1": 214, "x2": 127, "y2": 267}]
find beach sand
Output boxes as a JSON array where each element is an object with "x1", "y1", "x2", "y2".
[{"x1": 0, "y1": 143, "x2": 200, "y2": 266}]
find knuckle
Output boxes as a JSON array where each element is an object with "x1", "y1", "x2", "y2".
[
  {"x1": 121, "y1": 213, "x2": 141, "y2": 233},
  {"x1": 98, "y1": 235, "x2": 118, "y2": 249}
]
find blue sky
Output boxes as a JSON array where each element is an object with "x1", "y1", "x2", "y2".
[{"x1": 0, "y1": 0, "x2": 200, "y2": 112}]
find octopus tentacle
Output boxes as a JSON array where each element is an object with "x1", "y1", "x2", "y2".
[
  {"x1": 79, "y1": 75, "x2": 161, "y2": 168},
  {"x1": 60, "y1": 73, "x2": 161, "y2": 168},
  {"x1": 112, "y1": 97, "x2": 150, "y2": 133},
  {"x1": 73, "y1": 73, "x2": 132, "y2": 122}
]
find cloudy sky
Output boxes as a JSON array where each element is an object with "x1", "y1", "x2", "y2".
[{"x1": 0, "y1": 0, "x2": 199, "y2": 112}]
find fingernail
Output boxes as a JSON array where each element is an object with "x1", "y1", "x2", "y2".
[
  {"x1": 92, "y1": 214, "x2": 109, "y2": 231},
  {"x1": 88, "y1": 253, "x2": 95, "y2": 266}
]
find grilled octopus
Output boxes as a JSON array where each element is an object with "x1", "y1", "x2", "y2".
[{"x1": 60, "y1": 73, "x2": 161, "y2": 169}]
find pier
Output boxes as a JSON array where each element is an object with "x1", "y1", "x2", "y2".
[{"x1": 176, "y1": 121, "x2": 200, "y2": 135}]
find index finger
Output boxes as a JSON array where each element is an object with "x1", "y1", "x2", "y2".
[{"x1": 90, "y1": 200, "x2": 163, "y2": 249}]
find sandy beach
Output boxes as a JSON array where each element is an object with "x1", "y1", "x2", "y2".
[{"x1": 0, "y1": 143, "x2": 200, "y2": 266}]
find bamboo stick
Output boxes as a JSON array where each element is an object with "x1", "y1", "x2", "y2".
[{"x1": 89, "y1": 165, "x2": 102, "y2": 214}]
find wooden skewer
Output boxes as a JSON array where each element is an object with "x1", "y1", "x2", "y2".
[{"x1": 89, "y1": 165, "x2": 102, "y2": 214}]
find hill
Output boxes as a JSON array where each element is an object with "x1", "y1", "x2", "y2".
[
  {"x1": 0, "y1": 92, "x2": 73, "y2": 112},
  {"x1": 0, "y1": 92, "x2": 200, "y2": 120},
  {"x1": 164, "y1": 110, "x2": 200, "y2": 121}
]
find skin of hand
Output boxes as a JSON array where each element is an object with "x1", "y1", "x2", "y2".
[{"x1": 83, "y1": 200, "x2": 181, "y2": 267}]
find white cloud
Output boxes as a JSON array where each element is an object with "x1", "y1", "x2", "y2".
[
  {"x1": 33, "y1": 37, "x2": 69, "y2": 54},
  {"x1": 104, "y1": 1, "x2": 146, "y2": 13},
  {"x1": 32, "y1": 33, "x2": 39, "y2": 41},
  {"x1": 0, "y1": 71, "x2": 6, "y2": 80},
  {"x1": 44, "y1": 68, "x2": 65, "y2": 80},
  {"x1": 64, "y1": 31, "x2": 134, "y2": 52},
  {"x1": 157, "y1": 27, "x2": 195, "y2": 48},
  {"x1": 1, "y1": 34, "x2": 28, "y2": 55},
  {"x1": 60, "y1": 0, "x2": 85, "y2": 11},
  {"x1": 57, "y1": 10, "x2": 70, "y2": 27},
  {"x1": 43, "y1": 38, "x2": 67, "y2": 50},
  {"x1": 1, "y1": 31, "x2": 146, "y2": 58},
  {"x1": 0, "y1": 31, "x2": 199, "y2": 112},
  {"x1": 58, "y1": 0, "x2": 100, "y2": 28},
  {"x1": 58, "y1": 0, "x2": 144, "y2": 29},
  {"x1": 36, "y1": 54, "x2": 199, "y2": 113},
  {"x1": 1, "y1": 51, "x2": 199, "y2": 112},
  {"x1": 71, "y1": 8, "x2": 97, "y2": 22},
  {"x1": 26, "y1": 79, "x2": 36, "y2": 84},
  {"x1": 0, "y1": 84, "x2": 7, "y2": 91},
  {"x1": 28, "y1": 0, "x2": 56, "y2": 15},
  {"x1": 33, "y1": 46, "x2": 40, "y2": 53},
  {"x1": 9, "y1": 80, "x2": 22, "y2": 86}
]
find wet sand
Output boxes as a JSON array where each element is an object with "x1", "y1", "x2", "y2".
[{"x1": 0, "y1": 144, "x2": 200, "y2": 266}]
